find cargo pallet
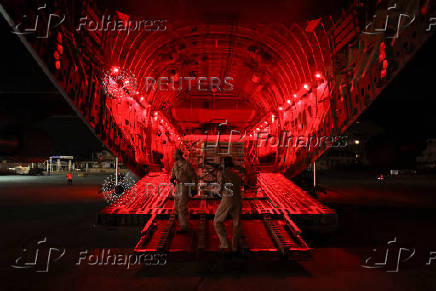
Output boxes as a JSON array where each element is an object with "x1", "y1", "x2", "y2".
[{"x1": 98, "y1": 172, "x2": 336, "y2": 259}]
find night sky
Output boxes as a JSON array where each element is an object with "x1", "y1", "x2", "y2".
[
  {"x1": 0, "y1": 16, "x2": 102, "y2": 160},
  {"x1": 356, "y1": 33, "x2": 436, "y2": 168},
  {"x1": 360, "y1": 34, "x2": 436, "y2": 140}
]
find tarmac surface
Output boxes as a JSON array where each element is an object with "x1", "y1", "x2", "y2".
[{"x1": 1, "y1": 172, "x2": 436, "y2": 291}]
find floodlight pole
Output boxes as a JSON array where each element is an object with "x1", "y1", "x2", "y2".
[{"x1": 115, "y1": 157, "x2": 119, "y2": 185}]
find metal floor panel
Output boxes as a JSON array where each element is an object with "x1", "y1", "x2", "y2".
[{"x1": 99, "y1": 172, "x2": 335, "y2": 260}]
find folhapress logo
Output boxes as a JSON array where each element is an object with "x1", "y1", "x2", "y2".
[
  {"x1": 11, "y1": 3, "x2": 65, "y2": 39},
  {"x1": 11, "y1": 237, "x2": 66, "y2": 273},
  {"x1": 362, "y1": 3, "x2": 415, "y2": 39},
  {"x1": 361, "y1": 237, "x2": 436, "y2": 272}
]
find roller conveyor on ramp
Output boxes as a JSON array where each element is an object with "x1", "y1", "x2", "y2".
[{"x1": 98, "y1": 172, "x2": 337, "y2": 260}]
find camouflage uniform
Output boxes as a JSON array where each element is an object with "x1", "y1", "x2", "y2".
[
  {"x1": 213, "y1": 168, "x2": 242, "y2": 250},
  {"x1": 171, "y1": 159, "x2": 196, "y2": 230}
]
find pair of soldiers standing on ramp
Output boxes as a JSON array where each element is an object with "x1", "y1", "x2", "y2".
[{"x1": 170, "y1": 149, "x2": 242, "y2": 252}]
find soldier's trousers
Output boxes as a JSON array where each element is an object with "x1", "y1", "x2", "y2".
[
  {"x1": 174, "y1": 185, "x2": 189, "y2": 230},
  {"x1": 213, "y1": 198, "x2": 241, "y2": 250}
]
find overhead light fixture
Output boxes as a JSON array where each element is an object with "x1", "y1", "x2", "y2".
[
  {"x1": 111, "y1": 66, "x2": 119, "y2": 74},
  {"x1": 303, "y1": 83, "x2": 310, "y2": 90}
]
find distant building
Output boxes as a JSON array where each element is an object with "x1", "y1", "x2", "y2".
[
  {"x1": 317, "y1": 149, "x2": 359, "y2": 170},
  {"x1": 316, "y1": 121, "x2": 383, "y2": 170},
  {"x1": 416, "y1": 139, "x2": 436, "y2": 170}
]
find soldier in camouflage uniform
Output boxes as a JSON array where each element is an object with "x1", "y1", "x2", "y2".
[
  {"x1": 214, "y1": 157, "x2": 242, "y2": 251},
  {"x1": 170, "y1": 149, "x2": 196, "y2": 232}
]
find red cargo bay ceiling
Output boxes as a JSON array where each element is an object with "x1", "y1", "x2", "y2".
[{"x1": 2, "y1": 0, "x2": 431, "y2": 176}]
